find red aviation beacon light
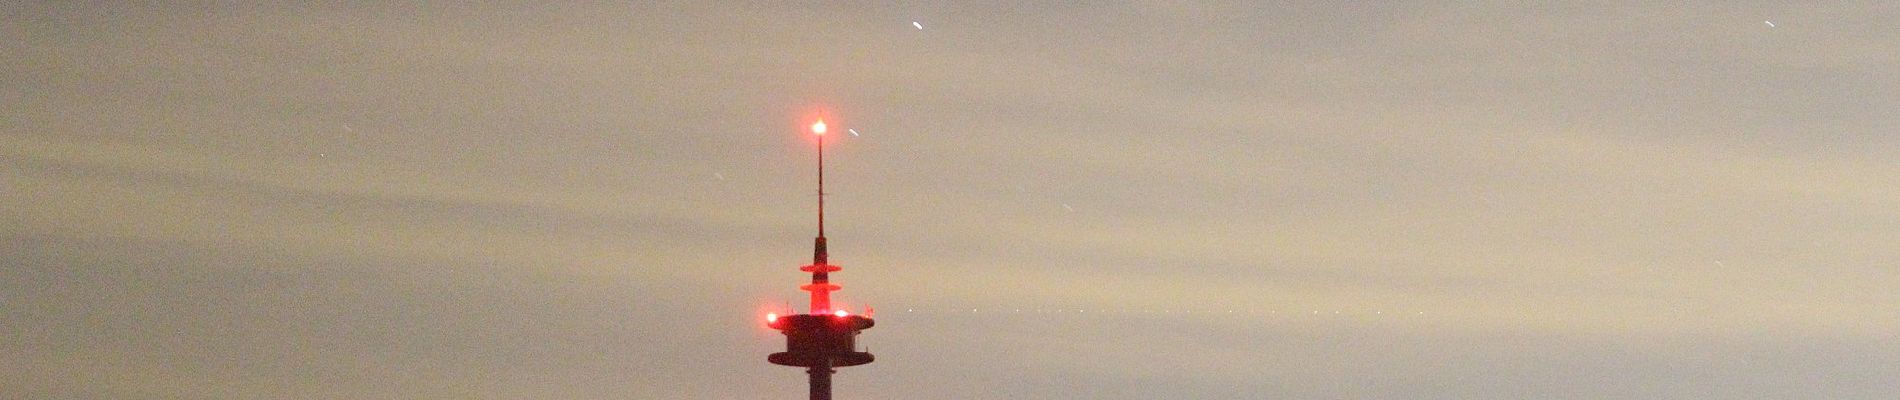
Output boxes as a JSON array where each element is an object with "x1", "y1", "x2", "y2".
[{"x1": 766, "y1": 117, "x2": 874, "y2": 400}]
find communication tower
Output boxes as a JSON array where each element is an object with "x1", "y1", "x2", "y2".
[{"x1": 765, "y1": 119, "x2": 874, "y2": 400}]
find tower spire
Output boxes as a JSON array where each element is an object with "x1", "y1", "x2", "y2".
[
  {"x1": 804, "y1": 119, "x2": 836, "y2": 314},
  {"x1": 815, "y1": 119, "x2": 826, "y2": 238}
]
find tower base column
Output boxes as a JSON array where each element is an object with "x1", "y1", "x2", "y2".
[{"x1": 808, "y1": 363, "x2": 834, "y2": 400}]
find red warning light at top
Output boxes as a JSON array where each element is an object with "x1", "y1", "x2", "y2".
[{"x1": 811, "y1": 120, "x2": 828, "y2": 135}]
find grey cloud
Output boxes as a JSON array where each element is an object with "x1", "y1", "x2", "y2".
[{"x1": 6, "y1": 2, "x2": 1899, "y2": 399}]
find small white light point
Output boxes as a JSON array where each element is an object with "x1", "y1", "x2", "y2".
[
  {"x1": 812, "y1": 120, "x2": 828, "y2": 135},
  {"x1": 913, "y1": 21, "x2": 923, "y2": 30}
]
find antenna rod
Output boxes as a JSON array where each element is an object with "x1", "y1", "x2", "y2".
[{"x1": 817, "y1": 132, "x2": 824, "y2": 237}]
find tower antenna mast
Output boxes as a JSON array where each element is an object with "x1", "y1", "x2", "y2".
[{"x1": 817, "y1": 119, "x2": 825, "y2": 237}]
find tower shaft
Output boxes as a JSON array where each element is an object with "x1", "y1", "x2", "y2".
[{"x1": 808, "y1": 364, "x2": 833, "y2": 400}]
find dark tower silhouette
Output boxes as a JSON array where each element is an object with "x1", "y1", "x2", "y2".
[{"x1": 766, "y1": 119, "x2": 873, "y2": 400}]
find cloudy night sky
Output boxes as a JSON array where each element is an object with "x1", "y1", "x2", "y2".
[{"x1": 6, "y1": 2, "x2": 1899, "y2": 399}]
